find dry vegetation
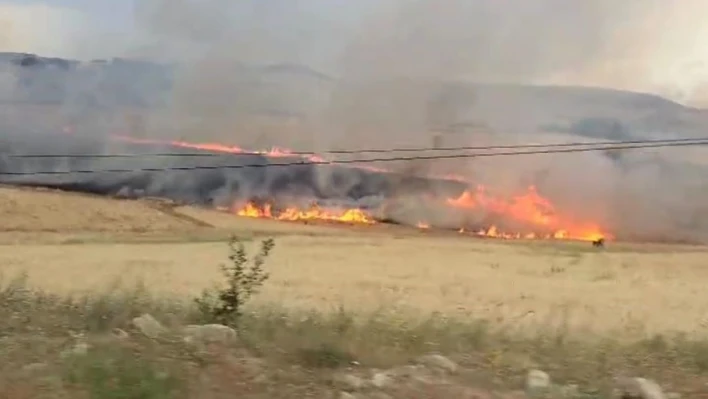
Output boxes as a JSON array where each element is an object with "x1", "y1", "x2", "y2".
[{"x1": 1, "y1": 187, "x2": 708, "y2": 398}]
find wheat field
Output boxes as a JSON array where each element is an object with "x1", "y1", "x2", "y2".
[{"x1": 2, "y1": 186, "x2": 708, "y2": 338}]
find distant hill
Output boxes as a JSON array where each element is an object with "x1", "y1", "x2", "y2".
[
  {"x1": 1, "y1": 51, "x2": 707, "y2": 143},
  {"x1": 324, "y1": 77, "x2": 708, "y2": 143}
]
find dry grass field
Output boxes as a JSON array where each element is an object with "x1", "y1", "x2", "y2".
[
  {"x1": 2, "y1": 186, "x2": 708, "y2": 337},
  {"x1": 3, "y1": 185, "x2": 708, "y2": 398}
]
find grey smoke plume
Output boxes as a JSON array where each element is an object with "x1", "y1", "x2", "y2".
[
  {"x1": 1, "y1": 0, "x2": 708, "y2": 242},
  {"x1": 325, "y1": 0, "x2": 708, "y2": 242}
]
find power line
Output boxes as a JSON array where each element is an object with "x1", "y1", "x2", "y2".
[
  {"x1": 0, "y1": 140, "x2": 706, "y2": 177},
  {"x1": 3, "y1": 136, "x2": 708, "y2": 158}
]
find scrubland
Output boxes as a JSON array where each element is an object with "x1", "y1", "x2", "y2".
[{"x1": 1, "y1": 186, "x2": 707, "y2": 398}]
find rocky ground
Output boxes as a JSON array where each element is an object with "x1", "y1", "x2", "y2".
[{"x1": 2, "y1": 292, "x2": 704, "y2": 399}]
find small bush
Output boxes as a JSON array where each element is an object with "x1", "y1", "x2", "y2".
[
  {"x1": 64, "y1": 346, "x2": 183, "y2": 399},
  {"x1": 195, "y1": 236, "x2": 275, "y2": 326}
]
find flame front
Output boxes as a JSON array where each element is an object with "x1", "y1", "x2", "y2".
[
  {"x1": 237, "y1": 202, "x2": 273, "y2": 218},
  {"x1": 64, "y1": 128, "x2": 612, "y2": 242},
  {"x1": 235, "y1": 202, "x2": 376, "y2": 225},
  {"x1": 109, "y1": 135, "x2": 391, "y2": 173},
  {"x1": 446, "y1": 185, "x2": 611, "y2": 242}
]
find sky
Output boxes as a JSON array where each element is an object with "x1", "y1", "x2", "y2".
[
  {"x1": 2, "y1": 0, "x2": 708, "y2": 105},
  {"x1": 0, "y1": 0, "x2": 135, "y2": 58},
  {"x1": 0, "y1": 0, "x2": 373, "y2": 61}
]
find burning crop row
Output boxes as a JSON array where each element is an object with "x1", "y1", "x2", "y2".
[
  {"x1": 235, "y1": 201, "x2": 376, "y2": 225},
  {"x1": 445, "y1": 186, "x2": 610, "y2": 242},
  {"x1": 58, "y1": 128, "x2": 612, "y2": 242},
  {"x1": 231, "y1": 183, "x2": 611, "y2": 242}
]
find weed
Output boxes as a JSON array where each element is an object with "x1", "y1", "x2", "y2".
[
  {"x1": 64, "y1": 345, "x2": 183, "y2": 399},
  {"x1": 194, "y1": 236, "x2": 275, "y2": 326}
]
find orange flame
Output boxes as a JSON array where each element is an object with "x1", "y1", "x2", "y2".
[
  {"x1": 235, "y1": 202, "x2": 376, "y2": 225},
  {"x1": 61, "y1": 128, "x2": 614, "y2": 241},
  {"x1": 446, "y1": 185, "x2": 611, "y2": 242},
  {"x1": 237, "y1": 202, "x2": 273, "y2": 218}
]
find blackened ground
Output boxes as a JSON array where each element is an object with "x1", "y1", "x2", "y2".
[{"x1": 0, "y1": 130, "x2": 468, "y2": 209}]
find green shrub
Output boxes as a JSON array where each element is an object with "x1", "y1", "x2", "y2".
[
  {"x1": 194, "y1": 236, "x2": 274, "y2": 326},
  {"x1": 64, "y1": 346, "x2": 183, "y2": 399}
]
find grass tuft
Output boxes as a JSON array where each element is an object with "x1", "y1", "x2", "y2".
[{"x1": 63, "y1": 345, "x2": 184, "y2": 399}]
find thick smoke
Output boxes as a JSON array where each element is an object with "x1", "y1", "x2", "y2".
[
  {"x1": 325, "y1": 0, "x2": 708, "y2": 242},
  {"x1": 1, "y1": 1, "x2": 708, "y2": 242},
  {"x1": 339, "y1": 0, "x2": 708, "y2": 104}
]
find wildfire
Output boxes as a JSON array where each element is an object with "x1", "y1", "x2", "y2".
[
  {"x1": 446, "y1": 186, "x2": 611, "y2": 242},
  {"x1": 109, "y1": 135, "x2": 396, "y2": 174},
  {"x1": 61, "y1": 127, "x2": 613, "y2": 242},
  {"x1": 235, "y1": 202, "x2": 376, "y2": 225}
]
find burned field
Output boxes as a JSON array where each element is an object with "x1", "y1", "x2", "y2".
[
  {"x1": 0, "y1": 129, "x2": 624, "y2": 245},
  {"x1": 1, "y1": 121, "x2": 708, "y2": 399},
  {"x1": 0, "y1": 129, "x2": 465, "y2": 210}
]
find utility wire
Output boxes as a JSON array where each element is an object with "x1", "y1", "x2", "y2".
[
  {"x1": 0, "y1": 140, "x2": 706, "y2": 177},
  {"x1": 2, "y1": 136, "x2": 708, "y2": 158}
]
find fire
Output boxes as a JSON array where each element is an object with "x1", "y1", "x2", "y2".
[
  {"x1": 237, "y1": 202, "x2": 273, "y2": 218},
  {"x1": 109, "y1": 135, "x2": 397, "y2": 174},
  {"x1": 235, "y1": 202, "x2": 376, "y2": 225},
  {"x1": 61, "y1": 127, "x2": 613, "y2": 241},
  {"x1": 446, "y1": 186, "x2": 611, "y2": 242}
]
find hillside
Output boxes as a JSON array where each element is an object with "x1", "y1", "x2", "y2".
[{"x1": 1, "y1": 52, "x2": 708, "y2": 148}]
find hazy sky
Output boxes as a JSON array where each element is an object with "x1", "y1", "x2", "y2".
[
  {"x1": 3, "y1": 0, "x2": 708, "y2": 105},
  {"x1": 0, "y1": 0, "x2": 374, "y2": 60}
]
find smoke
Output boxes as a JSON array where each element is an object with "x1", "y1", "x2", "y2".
[
  {"x1": 320, "y1": 0, "x2": 708, "y2": 242},
  {"x1": 339, "y1": 0, "x2": 708, "y2": 104},
  {"x1": 1, "y1": 0, "x2": 708, "y2": 242}
]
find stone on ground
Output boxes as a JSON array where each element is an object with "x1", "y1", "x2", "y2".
[
  {"x1": 525, "y1": 369, "x2": 551, "y2": 396},
  {"x1": 183, "y1": 324, "x2": 238, "y2": 344},
  {"x1": 132, "y1": 314, "x2": 166, "y2": 339},
  {"x1": 416, "y1": 354, "x2": 459, "y2": 374},
  {"x1": 614, "y1": 377, "x2": 666, "y2": 399}
]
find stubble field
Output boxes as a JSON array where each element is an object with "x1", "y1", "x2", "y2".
[{"x1": 2, "y1": 185, "x2": 708, "y2": 398}]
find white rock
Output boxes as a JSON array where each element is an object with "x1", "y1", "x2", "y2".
[
  {"x1": 525, "y1": 369, "x2": 551, "y2": 395},
  {"x1": 371, "y1": 372, "x2": 393, "y2": 388},
  {"x1": 416, "y1": 354, "x2": 459, "y2": 373},
  {"x1": 614, "y1": 377, "x2": 666, "y2": 399},
  {"x1": 338, "y1": 392, "x2": 357, "y2": 399},
  {"x1": 132, "y1": 314, "x2": 166, "y2": 339},
  {"x1": 183, "y1": 324, "x2": 238, "y2": 344}
]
